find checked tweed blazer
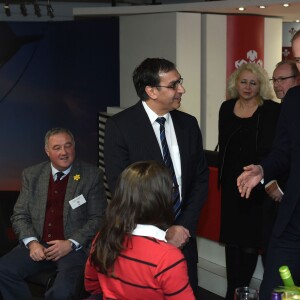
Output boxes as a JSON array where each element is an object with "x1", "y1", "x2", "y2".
[{"x1": 11, "y1": 159, "x2": 107, "y2": 253}]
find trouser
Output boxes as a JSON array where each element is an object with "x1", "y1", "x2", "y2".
[
  {"x1": 182, "y1": 237, "x2": 199, "y2": 298},
  {"x1": 224, "y1": 244, "x2": 259, "y2": 300},
  {"x1": 0, "y1": 244, "x2": 87, "y2": 300}
]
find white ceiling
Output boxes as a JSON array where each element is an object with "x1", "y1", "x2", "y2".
[
  {"x1": 73, "y1": 0, "x2": 300, "y2": 23},
  {"x1": 0, "y1": 0, "x2": 300, "y2": 22}
]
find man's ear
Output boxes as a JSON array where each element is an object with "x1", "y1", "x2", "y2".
[
  {"x1": 145, "y1": 85, "x2": 158, "y2": 100},
  {"x1": 45, "y1": 147, "x2": 50, "y2": 157}
]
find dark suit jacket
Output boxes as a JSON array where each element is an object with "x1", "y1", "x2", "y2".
[
  {"x1": 11, "y1": 160, "x2": 107, "y2": 253},
  {"x1": 261, "y1": 86, "x2": 300, "y2": 237},
  {"x1": 104, "y1": 100, "x2": 209, "y2": 236}
]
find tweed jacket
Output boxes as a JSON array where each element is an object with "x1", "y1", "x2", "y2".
[{"x1": 11, "y1": 160, "x2": 107, "y2": 252}]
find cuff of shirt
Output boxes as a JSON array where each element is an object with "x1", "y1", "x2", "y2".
[
  {"x1": 23, "y1": 237, "x2": 38, "y2": 248},
  {"x1": 68, "y1": 239, "x2": 82, "y2": 251}
]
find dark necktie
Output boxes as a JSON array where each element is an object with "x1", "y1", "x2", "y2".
[
  {"x1": 55, "y1": 171, "x2": 64, "y2": 183},
  {"x1": 156, "y1": 117, "x2": 181, "y2": 219}
]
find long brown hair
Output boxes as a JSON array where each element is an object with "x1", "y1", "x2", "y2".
[{"x1": 90, "y1": 161, "x2": 174, "y2": 275}]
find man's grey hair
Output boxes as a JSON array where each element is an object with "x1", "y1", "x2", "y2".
[{"x1": 44, "y1": 127, "x2": 75, "y2": 148}]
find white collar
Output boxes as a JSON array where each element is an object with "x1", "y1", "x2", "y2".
[
  {"x1": 132, "y1": 224, "x2": 167, "y2": 242},
  {"x1": 51, "y1": 164, "x2": 72, "y2": 177},
  {"x1": 142, "y1": 101, "x2": 170, "y2": 125}
]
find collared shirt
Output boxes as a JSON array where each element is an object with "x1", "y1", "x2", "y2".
[
  {"x1": 142, "y1": 101, "x2": 182, "y2": 198},
  {"x1": 132, "y1": 224, "x2": 167, "y2": 242},
  {"x1": 51, "y1": 164, "x2": 72, "y2": 181}
]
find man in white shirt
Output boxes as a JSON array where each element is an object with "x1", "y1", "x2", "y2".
[{"x1": 104, "y1": 58, "x2": 209, "y2": 296}]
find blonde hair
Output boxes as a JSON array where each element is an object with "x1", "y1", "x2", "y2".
[{"x1": 227, "y1": 63, "x2": 275, "y2": 105}]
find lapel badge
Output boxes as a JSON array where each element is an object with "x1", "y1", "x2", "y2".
[{"x1": 73, "y1": 174, "x2": 80, "y2": 181}]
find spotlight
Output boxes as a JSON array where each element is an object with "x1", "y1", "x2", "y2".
[
  {"x1": 20, "y1": 2, "x2": 27, "y2": 16},
  {"x1": 4, "y1": 1, "x2": 11, "y2": 17},
  {"x1": 47, "y1": 3, "x2": 54, "y2": 18},
  {"x1": 34, "y1": 2, "x2": 41, "y2": 17}
]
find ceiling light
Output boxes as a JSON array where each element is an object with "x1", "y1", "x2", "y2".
[
  {"x1": 258, "y1": 5, "x2": 266, "y2": 9},
  {"x1": 237, "y1": 7, "x2": 245, "y2": 11},
  {"x1": 296, "y1": 20, "x2": 300, "y2": 23},
  {"x1": 283, "y1": 3, "x2": 290, "y2": 7}
]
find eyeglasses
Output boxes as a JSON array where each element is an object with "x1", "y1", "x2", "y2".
[
  {"x1": 155, "y1": 78, "x2": 183, "y2": 90},
  {"x1": 270, "y1": 75, "x2": 298, "y2": 85}
]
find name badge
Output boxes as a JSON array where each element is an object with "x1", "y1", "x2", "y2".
[{"x1": 69, "y1": 194, "x2": 86, "y2": 209}]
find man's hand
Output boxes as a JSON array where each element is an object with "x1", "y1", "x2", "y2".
[
  {"x1": 265, "y1": 180, "x2": 283, "y2": 202},
  {"x1": 165, "y1": 225, "x2": 190, "y2": 248},
  {"x1": 237, "y1": 164, "x2": 263, "y2": 198},
  {"x1": 29, "y1": 241, "x2": 46, "y2": 261},
  {"x1": 44, "y1": 240, "x2": 72, "y2": 262}
]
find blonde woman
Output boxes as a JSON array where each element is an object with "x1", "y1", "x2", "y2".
[{"x1": 218, "y1": 63, "x2": 280, "y2": 300}]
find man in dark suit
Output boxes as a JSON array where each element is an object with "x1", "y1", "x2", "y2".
[
  {"x1": 0, "y1": 127, "x2": 107, "y2": 300},
  {"x1": 104, "y1": 58, "x2": 209, "y2": 296},
  {"x1": 237, "y1": 30, "x2": 300, "y2": 300}
]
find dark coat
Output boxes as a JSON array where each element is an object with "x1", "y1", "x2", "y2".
[
  {"x1": 218, "y1": 98, "x2": 281, "y2": 246},
  {"x1": 262, "y1": 86, "x2": 300, "y2": 237}
]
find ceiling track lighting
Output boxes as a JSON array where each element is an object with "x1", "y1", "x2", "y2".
[
  {"x1": 3, "y1": 0, "x2": 55, "y2": 18},
  {"x1": 47, "y1": 2, "x2": 54, "y2": 18},
  {"x1": 20, "y1": 1, "x2": 27, "y2": 16},
  {"x1": 34, "y1": 1, "x2": 41, "y2": 17},
  {"x1": 4, "y1": 0, "x2": 11, "y2": 17}
]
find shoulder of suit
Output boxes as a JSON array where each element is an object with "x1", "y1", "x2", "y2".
[
  {"x1": 23, "y1": 161, "x2": 50, "y2": 174},
  {"x1": 283, "y1": 85, "x2": 300, "y2": 105},
  {"x1": 262, "y1": 99, "x2": 280, "y2": 106},
  {"x1": 261, "y1": 99, "x2": 281, "y2": 114},
  {"x1": 109, "y1": 101, "x2": 141, "y2": 122},
  {"x1": 72, "y1": 160, "x2": 103, "y2": 176},
  {"x1": 170, "y1": 109, "x2": 196, "y2": 121},
  {"x1": 288, "y1": 84, "x2": 300, "y2": 95}
]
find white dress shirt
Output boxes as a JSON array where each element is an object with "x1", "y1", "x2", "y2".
[{"x1": 142, "y1": 101, "x2": 182, "y2": 199}]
